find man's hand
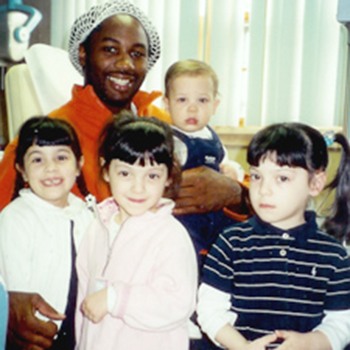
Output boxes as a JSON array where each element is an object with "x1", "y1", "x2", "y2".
[
  {"x1": 174, "y1": 166, "x2": 242, "y2": 215},
  {"x1": 7, "y1": 292, "x2": 65, "y2": 350}
]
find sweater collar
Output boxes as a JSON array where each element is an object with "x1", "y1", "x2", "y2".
[
  {"x1": 19, "y1": 188, "x2": 86, "y2": 218},
  {"x1": 249, "y1": 211, "x2": 318, "y2": 241},
  {"x1": 97, "y1": 197, "x2": 174, "y2": 226},
  {"x1": 72, "y1": 84, "x2": 109, "y2": 113}
]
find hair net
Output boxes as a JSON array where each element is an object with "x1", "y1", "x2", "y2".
[{"x1": 68, "y1": 0, "x2": 161, "y2": 75}]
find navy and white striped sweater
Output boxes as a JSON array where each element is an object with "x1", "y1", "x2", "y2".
[{"x1": 202, "y1": 211, "x2": 350, "y2": 341}]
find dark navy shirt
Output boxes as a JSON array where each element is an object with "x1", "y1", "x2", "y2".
[{"x1": 202, "y1": 211, "x2": 350, "y2": 341}]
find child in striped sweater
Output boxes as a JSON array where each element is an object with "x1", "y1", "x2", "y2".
[{"x1": 197, "y1": 122, "x2": 350, "y2": 350}]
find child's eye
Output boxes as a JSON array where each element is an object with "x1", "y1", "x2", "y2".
[
  {"x1": 31, "y1": 157, "x2": 42, "y2": 164},
  {"x1": 148, "y1": 173, "x2": 160, "y2": 180},
  {"x1": 277, "y1": 175, "x2": 289, "y2": 183},
  {"x1": 118, "y1": 170, "x2": 129, "y2": 177},
  {"x1": 250, "y1": 173, "x2": 260, "y2": 181},
  {"x1": 177, "y1": 97, "x2": 186, "y2": 103},
  {"x1": 57, "y1": 155, "x2": 68, "y2": 161},
  {"x1": 199, "y1": 97, "x2": 209, "y2": 103}
]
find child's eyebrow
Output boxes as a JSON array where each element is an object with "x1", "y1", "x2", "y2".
[
  {"x1": 26, "y1": 146, "x2": 71, "y2": 157},
  {"x1": 26, "y1": 150, "x2": 42, "y2": 157},
  {"x1": 276, "y1": 165, "x2": 295, "y2": 171},
  {"x1": 55, "y1": 147, "x2": 71, "y2": 153}
]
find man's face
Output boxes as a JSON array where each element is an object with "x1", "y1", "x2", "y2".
[{"x1": 79, "y1": 15, "x2": 149, "y2": 113}]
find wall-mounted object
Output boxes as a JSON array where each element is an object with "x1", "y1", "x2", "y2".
[{"x1": 0, "y1": 0, "x2": 42, "y2": 62}]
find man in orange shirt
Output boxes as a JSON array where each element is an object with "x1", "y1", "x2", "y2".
[{"x1": 1, "y1": 1, "x2": 244, "y2": 349}]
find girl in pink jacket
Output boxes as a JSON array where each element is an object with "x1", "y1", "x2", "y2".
[{"x1": 75, "y1": 113, "x2": 198, "y2": 350}]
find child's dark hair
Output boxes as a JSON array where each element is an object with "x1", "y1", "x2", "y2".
[
  {"x1": 323, "y1": 132, "x2": 350, "y2": 244},
  {"x1": 13, "y1": 116, "x2": 89, "y2": 199},
  {"x1": 248, "y1": 123, "x2": 350, "y2": 244},
  {"x1": 248, "y1": 122, "x2": 328, "y2": 172},
  {"x1": 99, "y1": 111, "x2": 181, "y2": 198}
]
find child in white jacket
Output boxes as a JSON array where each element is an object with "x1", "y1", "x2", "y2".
[{"x1": 0, "y1": 116, "x2": 94, "y2": 349}]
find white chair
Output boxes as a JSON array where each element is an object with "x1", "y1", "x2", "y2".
[
  {"x1": 5, "y1": 43, "x2": 83, "y2": 140},
  {"x1": 5, "y1": 63, "x2": 42, "y2": 139}
]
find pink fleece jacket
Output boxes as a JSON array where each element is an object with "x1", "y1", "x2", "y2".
[{"x1": 75, "y1": 197, "x2": 198, "y2": 350}]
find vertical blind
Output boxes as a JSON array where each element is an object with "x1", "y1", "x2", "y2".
[{"x1": 50, "y1": 0, "x2": 348, "y2": 128}]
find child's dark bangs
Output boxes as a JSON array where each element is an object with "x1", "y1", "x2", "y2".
[
  {"x1": 33, "y1": 127, "x2": 72, "y2": 147},
  {"x1": 248, "y1": 128, "x2": 309, "y2": 169},
  {"x1": 110, "y1": 129, "x2": 171, "y2": 167}
]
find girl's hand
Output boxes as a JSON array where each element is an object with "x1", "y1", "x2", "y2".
[
  {"x1": 244, "y1": 333, "x2": 278, "y2": 350},
  {"x1": 216, "y1": 323, "x2": 277, "y2": 350},
  {"x1": 275, "y1": 330, "x2": 331, "y2": 350},
  {"x1": 81, "y1": 288, "x2": 108, "y2": 323}
]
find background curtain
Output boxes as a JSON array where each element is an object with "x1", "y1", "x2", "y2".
[{"x1": 50, "y1": 0, "x2": 348, "y2": 128}]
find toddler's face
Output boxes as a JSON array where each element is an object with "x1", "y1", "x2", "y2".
[
  {"x1": 18, "y1": 145, "x2": 81, "y2": 207},
  {"x1": 165, "y1": 75, "x2": 219, "y2": 132}
]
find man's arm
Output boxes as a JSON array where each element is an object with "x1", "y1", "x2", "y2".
[
  {"x1": 7, "y1": 292, "x2": 65, "y2": 350},
  {"x1": 173, "y1": 166, "x2": 246, "y2": 215}
]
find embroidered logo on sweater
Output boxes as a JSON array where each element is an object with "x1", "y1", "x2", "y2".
[{"x1": 205, "y1": 155, "x2": 216, "y2": 165}]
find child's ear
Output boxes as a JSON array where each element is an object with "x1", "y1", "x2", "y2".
[
  {"x1": 79, "y1": 156, "x2": 84, "y2": 169},
  {"x1": 100, "y1": 157, "x2": 110, "y2": 183},
  {"x1": 15, "y1": 164, "x2": 27, "y2": 182},
  {"x1": 213, "y1": 98, "x2": 220, "y2": 113},
  {"x1": 102, "y1": 170, "x2": 109, "y2": 183},
  {"x1": 162, "y1": 178, "x2": 174, "y2": 199},
  {"x1": 163, "y1": 96, "x2": 170, "y2": 112},
  {"x1": 76, "y1": 156, "x2": 84, "y2": 176},
  {"x1": 309, "y1": 171, "x2": 327, "y2": 197}
]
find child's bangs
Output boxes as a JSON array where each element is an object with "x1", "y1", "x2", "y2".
[
  {"x1": 109, "y1": 128, "x2": 172, "y2": 168},
  {"x1": 32, "y1": 126, "x2": 73, "y2": 147},
  {"x1": 248, "y1": 127, "x2": 310, "y2": 169}
]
